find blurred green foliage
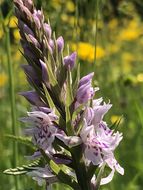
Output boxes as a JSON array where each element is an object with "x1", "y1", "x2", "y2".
[{"x1": 1, "y1": 0, "x2": 143, "y2": 190}]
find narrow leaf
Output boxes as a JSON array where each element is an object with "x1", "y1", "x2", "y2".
[
  {"x1": 65, "y1": 106, "x2": 74, "y2": 135},
  {"x1": 73, "y1": 63, "x2": 80, "y2": 96},
  {"x1": 66, "y1": 69, "x2": 73, "y2": 106},
  {"x1": 3, "y1": 160, "x2": 41, "y2": 176},
  {"x1": 43, "y1": 84, "x2": 65, "y2": 127},
  {"x1": 5, "y1": 134, "x2": 35, "y2": 150}
]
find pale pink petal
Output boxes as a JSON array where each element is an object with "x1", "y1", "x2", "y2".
[
  {"x1": 55, "y1": 134, "x2": 82, "y2": 147},
  {"x1": 100, "y1": 170, "x2": 115, "y2": 185}
]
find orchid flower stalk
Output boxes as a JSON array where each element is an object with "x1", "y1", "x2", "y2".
[{"x1": 4, "y1": 0, "x2": 124, "y2": 190}]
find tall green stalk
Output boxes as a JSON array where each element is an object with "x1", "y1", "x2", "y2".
[
  {"x1": 75, "y1": 0, "x2": 79, "y2": 52},
  {"x1": 5, "y1": 26, "x2": 18, "y2": 190},
  {"x1": 94, "y1": 0, "x2": 99, "y2": 65}
]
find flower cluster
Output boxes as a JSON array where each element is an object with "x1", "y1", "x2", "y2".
[{"x1": 12, "y1": 0, "x2": 124, "y2": 189}]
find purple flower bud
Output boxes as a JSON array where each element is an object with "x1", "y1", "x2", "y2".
[
  {"x1": 19, "y1": 91, "x2": 46, "y2": 106},
  {"x1": 14, "y1": 0, "x2": 24, "y2": 6},
  {"x1": 28, "y1": 34, "x2": 40, "y2": 48},
  {"x1": 43, "y1": 23, "x2": 52, "y2": 39},
  {"x1": 23, "y1": 24, "x2": 34, "y2": 36},
  {"x1": 79, "y1": 72, "x2": 94, "y2": 87},
  {"x1": 39, "y1": 60, "x2": 49, "y2": 87},
  {"x1": 14, "y1": 1, "x2": 32, "y2": 21},
  {"x1": 18, "y1": 20, "x2": 34, "y2": 37},
  {"x1": 56, "y1": 36, "x2": 64, "y2": 52},
  {"x1": 32, "y1": 13, "x2": 41, "y2": 29},
  {"x1": 76, "y1": 83, "x2": 94, "y2": 104},
  {"x1": 64, "y1": 52, "x2": 77, "y2": 70},
  {"x1": 34, "y1": 10, "x2": 44, "y2": 21},
  {"x1": 21, "y1": 4, "x2": 32, "y2": 19},
  {"x1": 33, "y1": 10, "x2": 44, "y2": 29},
  {"x1": 23, "y1": 0, "x2": 33, "y2": 11},
  {"x1": 47, "y1": 39, "x2": 54, "y2": 54},
  {"x1": 21, "y1": 65, "x2": 40, "y2": 86},
  {"x1": 22, "y1": 43, "x2": 38, "y2": 63}
]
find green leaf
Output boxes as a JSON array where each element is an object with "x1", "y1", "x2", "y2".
[
  {"x1": 73, "y1": 63, "x2": 80, "y2": 97},
  {"x1": 53, "y1": 32, "x2": 60, "y2": 67},
  {"x1": 73, "y1": 109, "x2": 84, "y2": 135},
  {"x1": 44, "y1": 57, "x2": 65, "y2": 111},
  {"x1": 57, "y1": 54, "x2": 67, "y2": 88},
  {"x1": 43, "y1": 84, "x2": 65, "y2": 127},
  {"x1": 3, "y1": 160, "x2": 41, "y2": 175},
  {"x1": 66, "y1": 69, "x2": 74, "y2": 106},
  {"x1": 44, "y1": 57, "x2": 59, "y2": 87},
  {"x1": 65, "y1": 105, "x2": 74, "y2": 135},
  {"x1": 65, "y1": 70, "x2": 74, "y2": 135},
  {"x1": 39, "y1": 149, "x2": 80, "y2": 190},
  {"x1": 72, "y1": 104, "x2": 84, "y2": 122},
  {"x1": 25, "y1": 34, "x2": 43, "y2": 58},
  {"x1": 43, "y1": 84, "x2": 60, "y2": 116},
  {"x1": 5, "y1": 134, "x2": 35, "y2": 150}
]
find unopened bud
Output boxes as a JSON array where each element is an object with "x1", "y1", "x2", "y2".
[
  {"x1": 79, "y1": 72, "x2": 94, "y2": 87},
  {"x1": 56, "y1": 36, "x2": 64, "y2": 52},
  {"x1": 43, "y1": 23, "x2": 52, "y2": 39},
  {"x1": 28, "y1": 34, "x2": 40, "y2": 48},
  {"x1": 64, "y1": 52, "x2": 77, "y2": 70},
  {"x1": 18, "y1": 20, "x2": 34, "y2": 37},
  {"x1": 19, "y1": 91, "x2": 46, "y2": 106},
  {"x1": 39, "y1": 60, "x2": 49, "y2": 86},
  {"x1": 76, "y1": 83, "x2": 94, "y2": 104}
]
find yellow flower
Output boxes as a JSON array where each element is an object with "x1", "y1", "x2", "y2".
[
  {"x1": 13, "y1": 29, "x2": 21, "y2": 41},
  {"x1": 118, "y1": 19, "x2": 143, "y2": 41},
  {"x1": 71, "y1": 42, "x2": 105, "y2": 62},
  {"x1": 95, "y1": 46, "x2": 105, "y2": 60},
  {"x1": 119, "y1": 29, "x2": 140, "y2": 41},
  {"x1": 137, "y1": 73, "x2": 143, "y2": 82},
  {"x1": 111, "y1": 115, "x2": 124, "y2": 125},
  {"x1": 5, "y1": 16, "x2": 18, "y2": 28},
  {"x1": 66, "y1": 1, "x2": 75, "y2": 12},
  {"x1": 0, "y1": 72, "x2": 8, "y2": 87}
]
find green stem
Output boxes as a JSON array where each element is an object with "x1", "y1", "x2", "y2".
[
  {"x1": 75, "y1": 0, "x2": 79, "y2": 52},
  {"x1": 94, "y1": 0, "x2": 99, "y2": 65},
  {"x1": 5, "y1": 27, "x2": 18, "y2": 190},
  {"x1": 71, "y1": 146, "x2": 91, "y2": 190}
]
